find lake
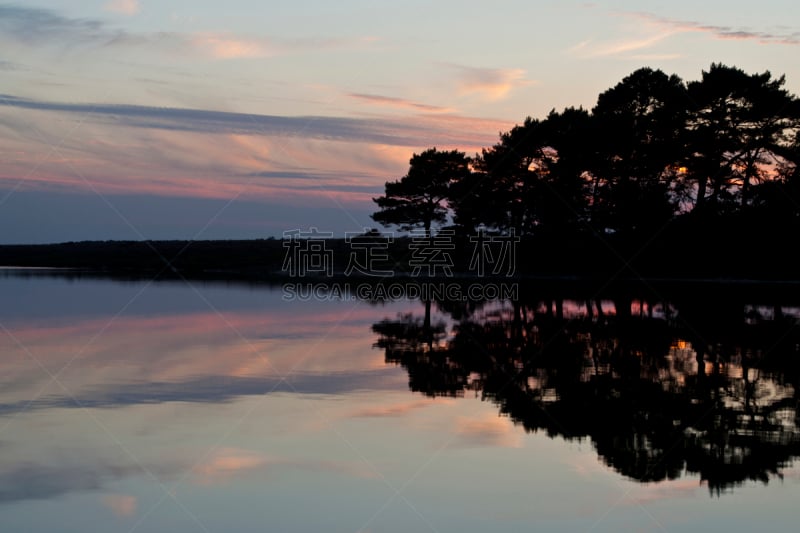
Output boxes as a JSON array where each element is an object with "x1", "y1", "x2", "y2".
[{"x1": 1, "y1": 271, "x2": 800, "y2": 532}]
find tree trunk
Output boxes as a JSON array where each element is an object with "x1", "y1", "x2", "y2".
[
  {"x1": 595, "y1": 299, "x2": 605, "y2": 319},
  {"x1": 695, "y1": 174, "x2": 707, "y2": 210},
  {"x1": 423, "y1": 299, "x2": 432, "y2": 349}
]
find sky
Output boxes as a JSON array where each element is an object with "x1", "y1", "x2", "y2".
[{"x1": 1, "y1": 0, "x2": 799, "y2": 243}]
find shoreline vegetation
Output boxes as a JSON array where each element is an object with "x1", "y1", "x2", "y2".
[{"x1": 1, "y1": 233, "x2": 799, "y2": 291}]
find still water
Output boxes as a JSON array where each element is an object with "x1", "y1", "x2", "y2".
[{"x1": 1, "y1": 272, "x2": 800, "y2": 532}]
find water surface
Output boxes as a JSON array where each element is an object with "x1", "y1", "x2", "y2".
[{"x1": 1, "y1": 273, "x2": 799, "y2": 532}]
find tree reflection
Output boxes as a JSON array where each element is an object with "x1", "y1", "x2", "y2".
[{"x1": 373, "y1": 292, "x2": 800, "y2": 494}]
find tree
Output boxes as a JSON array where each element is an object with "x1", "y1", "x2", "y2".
[
  {"x1": 686, "y1": 64, "x2": 800, "y2": 213},
  {"x1": 750, "y1": 129, "x2": 800, "y2": 223},
  {"x1": 454, "y1": 108, "x2": 592, "y2": 238},
  {"x1": 589, "y1": 67, "x2": 689, "y2": 235},
  {"x1": 534, "y1": 107, "x2": 594, "y2": 237},
  {"x1": 372, "y1": 148, "x2": 470, "y2": 237},
  {"x1": 461, "y1": 120, "x2": 542, "y2": 235}
]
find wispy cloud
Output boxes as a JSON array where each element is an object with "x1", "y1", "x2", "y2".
[
  {"x1": 0, "y1": 94, "x2": 508, "y2": 148},
  {"x1": 0, "y1": 87, "x2": 510, "y2": 208},
  {"x1": 0, "y1": 5, "x2": 108, "y2": 46},
  {"x1": 568, "y1": 29, "x2": 678, "y2": 58},
  {"x1": 188, "y1": 33, "x2": 362, "y2": 59},
  {"x1": 446, "y1": 64, "x2": 534, "y2": 101},
  {"x1": 0, "y1": 96, "x2": 510, "y2": 206},
  {"x1": 348, "y1": 93, "x2": 453, "y2": 113},
  {"x1": 0, "y1": 4, "x2": 370, "y2": 58},
  {"x1": 627, "y1": 53, "x2": 683, "y2": 61},
  {"x1": 624, "y1": 11, "x2": 800, "y2": 46},
  {"x1": 0, "y1": 59, "x2": 23, "y2": 70},
  {"x1": 568, "y1": 11, "x2": 800, "y2": 59},
  {"x1": 104, "y1": 0, "x2": 140, "y2": 16}
]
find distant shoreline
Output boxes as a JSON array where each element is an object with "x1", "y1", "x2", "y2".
[
  {"x1": 1, "y1": 237, "x2": 798, "y2": 286},
  {"x1": 4, "y1": 239, "x2": 800, "y2": 305}
]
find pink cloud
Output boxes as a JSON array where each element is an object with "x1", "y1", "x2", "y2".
[
  {"x1": 190, "y1": 34, "x2": 275, "y2": 59},
  {"x1": 186, "y1": 32, "x2": 375, "y2": 60},
  {"x1": 103, "y1": 0, "x2": 140, "y2": 16},
  {"x1": 0, "y1": 95, "x2": 516, "y2": 211},
  {"x1": 447, "y1": 64, "x2": 535, "y2": 101},
  {"x1": 102, "y1": 494, "x2": 137, "y2": 516}
]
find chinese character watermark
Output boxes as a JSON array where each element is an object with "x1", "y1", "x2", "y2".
[
  {"x1": 280, "y1": 227, "x2": 519, "y2": 281},
  {"x1": 282, "y1": 228, "x2": 334, "y2": 277},
  {"x1": 408, "y1": 229, "x2": 455, "y2": 277},
  {"x1": 344, "y1": 230, "x2": 394, "y2": 277},
  {"x1": 469, "y1": 229, "x2": 519, "y2": 277}
]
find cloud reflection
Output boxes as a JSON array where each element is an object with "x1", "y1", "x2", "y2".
[
  {"x1": 191, "y1": 447, "x2": 376, "y2": 486},
  {"x1": 0, "y1": 463, "x2": 141, "y2": 504},
  {"x1": 452, "y1": 414, "x2": 523, "y2": 448}
]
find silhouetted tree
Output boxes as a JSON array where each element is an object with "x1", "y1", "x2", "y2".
[
  {"x1": 686, "y1": 64, "x2": 799, "y2": 213},
  {"x1": 369, "y1": 64, "x2": 800, "y2": 279},
  {"x1": 535, "y1": 107, "x2": 594, "y2": 237},
  {"x1": 754, "y1": 130, "x2": 800, "y2": 220},
  {"x1": 455, "y1": 108, "x2": 592, "y2": 237},
  {"x1": 372, "y1": 148, "x2": 470, "y2": 237},
  {"x1": 589, "y1": 67, "x2": 689, "y2": 235},
  {"x1": 465, "y1": 119, "x2": 542, "y2": 234}
]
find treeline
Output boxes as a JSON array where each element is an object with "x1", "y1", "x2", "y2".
[
  {"x1": 0, "y1": 240, "x2": 288, "y2": 277},
  {"x1": 372, "y1": 64, "x2": 800, "y2": 277}
]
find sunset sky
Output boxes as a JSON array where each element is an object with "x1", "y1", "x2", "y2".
[{"x1": 1, "y1": 1, "x2": 799, "y2": 243}]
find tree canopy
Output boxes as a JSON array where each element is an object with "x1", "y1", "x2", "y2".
[{"x1": 372, "y1": 64, "x2": 800, "y2": 243}]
